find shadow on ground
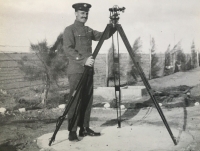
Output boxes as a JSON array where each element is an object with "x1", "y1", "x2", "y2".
[{"x1": 100, "y1": 107, "x2": 144, "y2": 127}]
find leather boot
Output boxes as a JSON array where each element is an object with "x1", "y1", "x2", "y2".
[{"x1": 79, "y1": 127, "x2": 101, "y2": 137}]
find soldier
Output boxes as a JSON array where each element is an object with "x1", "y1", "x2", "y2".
[{"x1": 63, "y1": 3, "x2": 115, "y2": 141}]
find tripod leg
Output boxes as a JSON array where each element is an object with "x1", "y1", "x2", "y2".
[
  {"x1": 116, "y1": 24, "x2": 177, "y2": 145},
  {"x1": 93, "y1": 24, "x2": 115, "y2": 59},
  {"x1": 113, "y1": 56, "x2": 122, "y2": 128}
]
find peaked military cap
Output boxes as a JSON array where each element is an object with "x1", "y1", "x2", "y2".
[{"x1": 72, "y1": 3, "x2": 92, "y2": 12}]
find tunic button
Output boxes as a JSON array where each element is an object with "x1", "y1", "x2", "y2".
[{"x1": 76, "y1": 57, "x2": 79, "y2": 60}]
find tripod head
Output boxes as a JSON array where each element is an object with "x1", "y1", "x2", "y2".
[{"x1": 109, "y1": 5, "x2": 125, "y2": 25}]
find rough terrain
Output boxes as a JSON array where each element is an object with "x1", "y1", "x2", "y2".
[{"x1": 0, "y1": 67, "x2": 200, "y2": 151}]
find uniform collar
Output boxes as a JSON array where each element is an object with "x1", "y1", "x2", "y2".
[{"x1": 74, "y1": 20, "x2": 85, "y2": 27}]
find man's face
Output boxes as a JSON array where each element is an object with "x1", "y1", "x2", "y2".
[{"x1": 75, "y1": 10, "x2": 88, "y2": 23}]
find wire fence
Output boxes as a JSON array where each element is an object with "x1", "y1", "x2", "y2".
[
  {"x1": 0, "y1": 52, "x2": 46, "y2": 92},
  {"x1": 0, "y1": 50, "x2": 163, "y2": 93}
]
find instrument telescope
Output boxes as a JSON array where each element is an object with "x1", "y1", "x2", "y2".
[{"x1": 109, "y1": 5, "x2": 125, "y2": 12}]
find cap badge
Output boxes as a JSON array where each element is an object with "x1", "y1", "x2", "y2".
[{"x1": 84, "y1": 4, "x2": 87, "y2": 7}]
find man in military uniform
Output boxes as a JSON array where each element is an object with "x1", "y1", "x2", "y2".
[{"x1": 63, "y1": 3, "x2": 115, "y2": 141}]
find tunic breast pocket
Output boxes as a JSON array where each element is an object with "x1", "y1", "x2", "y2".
[{"x1": 78, "y1": 32, "x2": 92, "y2": 46}]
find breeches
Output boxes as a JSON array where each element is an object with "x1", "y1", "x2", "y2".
[{"x1": 67, "y1": 73, "x2": 93, "y2": 131}]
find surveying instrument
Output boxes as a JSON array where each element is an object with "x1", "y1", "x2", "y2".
[{"x1": 49, "y1": 5, "x2": 177, "y2": 146}]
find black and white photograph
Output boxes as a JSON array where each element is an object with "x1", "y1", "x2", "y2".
[{"x1": 0, "y1": 0, "x2": 200, "y2": 151}]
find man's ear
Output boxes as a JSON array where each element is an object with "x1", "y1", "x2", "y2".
[{"x1": 75, "y1": 12, "x2": 78, "y2": 17}]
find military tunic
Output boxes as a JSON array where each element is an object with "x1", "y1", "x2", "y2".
[
  {"x1": 63, "y1": 20, "x2": 103, "y2": 131},
  {"x1": 63, "y1": 20, "x2": 102, "y2": 74}
]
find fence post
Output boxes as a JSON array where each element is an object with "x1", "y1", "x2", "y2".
[{"x1": 197, "y1": 49, "x2": 199, "y2": 67}]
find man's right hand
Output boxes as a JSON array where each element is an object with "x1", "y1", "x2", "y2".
[{"x1": 85, "y1": 56, "x2": 95, "y2": 67}]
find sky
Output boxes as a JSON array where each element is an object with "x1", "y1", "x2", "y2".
[{"x1": 0, "y1": 0, "x2": 200, "y2": 54}]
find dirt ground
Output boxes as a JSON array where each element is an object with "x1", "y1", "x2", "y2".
[
  {"x1": 37, "y1": 106, "x2": 200, "y2": 151},
  {"x1": 0, "y1": 67, "x2": 200, "y2": 151}
]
